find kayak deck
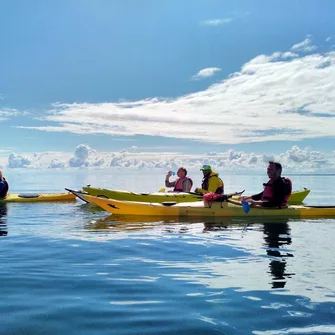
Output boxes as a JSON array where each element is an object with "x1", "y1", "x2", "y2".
[
  {"x1": 1, "y1": 192, "x2": 76, "y2": 203},
  {"x1": 82, "y1": 186, "x2": 310, "y2": 205},
  {"x1": 81, "y1": 194, "x2": 335, "y2": 219}
]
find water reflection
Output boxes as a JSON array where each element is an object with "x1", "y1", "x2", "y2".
[
  {"x1": 0, "y1": 204, "x2": 8, "y2": 236},
  {"x1": 85, "y1": 214, "x2": 302, "y2": 290},
  {"x1": 263, "y1": 221, "x2": 295, "y2": 289},
  {"x1": 86, "y1": 214, "x2": 256, "y2": 234},
  {"x1": 204, "y1": 218, "x2": 296, "y2": 289},
  {"x1": 86, "y1": 214, "x2": 205, "y2": 233}
]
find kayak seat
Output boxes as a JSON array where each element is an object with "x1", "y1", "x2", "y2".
[
  {"x1": 162, "y1": 202, "x2": 177, "y2": 207},
  {"x1": 18, "y1": 193, "x2": 40, "y2": 198}
]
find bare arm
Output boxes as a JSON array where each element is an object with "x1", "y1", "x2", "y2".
[
  {"x1": 182, "y1": 179, "x2": 192, "y2": 192},
  {"x1": 165, "y1": 172, "x2": 176, "y2": 188},
  {"x1": 165, "y1": 179, "x2": 176, "y2": 188}
]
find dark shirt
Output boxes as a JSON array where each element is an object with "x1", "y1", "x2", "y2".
[
  {"x1": 251, "y1": 177, "x2": 289, "y2": 208},
  {"x1": 0, "y1": 180, "x2": 6, "y2": 193},
  {"x1": 0, "y1": 178, "x2": 8, "y2": 198}
]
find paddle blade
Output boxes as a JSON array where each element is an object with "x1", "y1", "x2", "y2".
[{"x1": 241, "y1": 200, "x2": 250, "y2": 214}]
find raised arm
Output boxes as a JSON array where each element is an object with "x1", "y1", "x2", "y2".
[{"x1": 165, "y1": 171, "x2": 176, "y2": 188}]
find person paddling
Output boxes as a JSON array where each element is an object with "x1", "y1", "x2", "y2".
[
  {"x1": 0, "y1": 171, "x2": 9, "y2": 199},
  {"x1": 239, "y1": 161, "x2": 292, "y2": 208},
  {"x1": 165, "y1": 167, "x2": 193, "y2": 192}
]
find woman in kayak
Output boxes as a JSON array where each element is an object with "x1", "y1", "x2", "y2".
[
  {"x1": 239, "y1": 161, "x2": 292, "y2": 208},
  {"x1": 165, "y1": 167, "x2": 193, "y2": 192},
  {"x1": 0, "y1": 170, "x2": 9, "y2": 198}
]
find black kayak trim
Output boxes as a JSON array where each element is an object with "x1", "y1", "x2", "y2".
[{"x1": 65, "y1": 188, "x2": 89, "y2": 203}]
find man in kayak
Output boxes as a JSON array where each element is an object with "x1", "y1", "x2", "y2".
[
  {"x1": 165, "y1": 167, "x2": 193, "y2": 192},
  {"x1": 0, "y1": 170, "x2": 9, "y2": 198},
  {"x1": 194, "y1": 165, "x2": 224, "y2": 194},
  {"x1": 239, "y1": 161, "x2": 292, "y2": 208}
]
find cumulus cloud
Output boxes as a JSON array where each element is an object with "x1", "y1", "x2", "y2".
[
  {"x1": 68, "y1": 144, "x2": 90, "y2": 167},
  {"x1": 192, "y1": 67, "x2": 222, "y2": 79},
  {"x1": 91, "y1": 158, "x2": 105, "y2": 167},
  {"x1": 278, "y1": 146, "x2": 332, "y2": 171},
  {"x1": 49, "y1": 159, "x2": 65, "y2": 168},
  {"x1": 20, "y1": 47, "x2": 335, "y2": 146},
  {"x1": 201, "y1": 18, "x2": 232, "y2": 26},
  {"x1": 291, "y1": 38, "x2": 317, "y2": 52},
  {"x1": 1, "y1": 144, "x2": 335, "y2": 173},
  {"x1": 8, "y1": 153, "x2": 32, "y2": 168}
]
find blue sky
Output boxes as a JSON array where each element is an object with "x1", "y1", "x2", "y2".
[{"x1": 1, "y1": 0, "x2": 335, "y2": 164}]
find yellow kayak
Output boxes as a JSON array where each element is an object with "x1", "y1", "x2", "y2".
[
  {"x1": 0, "y1": 192, "x2": 76, "y2": 203},
  {"x1": 82, "y1": 186, "x2": 310, "y2": 205},
  {"x1": 81, "y1": 194, "x2": 335, "y2": 219}
]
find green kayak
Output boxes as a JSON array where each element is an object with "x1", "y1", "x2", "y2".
[{"x1": 80, "y1": 186, "x2": 310, "y2": 205}]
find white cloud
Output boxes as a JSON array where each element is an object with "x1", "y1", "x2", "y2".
[
  {"x1": 49, "y1": 159, "x2": 65, "y2": 168},
  {"x1": 291, "y1": 38, "x2": 317, "y2": 52},
  {"x1": 201, "y1": 18, "x2": 232, "y2": 26},
  {"x1": 326, "y1": 36, "x2": 333, "y2": 42},
  {"x1": 280, "y1": 52, "x2": 299, "y2": 59},
  {"x1": 8, "y1": 153, "x2": 32, "y2": 168},
  {"x1": 1, "y1": 144, "x2": 335, "y2": 173},
  {"x1": 278, "y1": 145, "x2": 332, "y2": 171},
  {"x1": 192, "y1": 67, "x2": 222, "y2": 79},
  {"x1": 91, "y1": 157, "x2": 105, "y2": 167},
  {"x1": 0, "y1": 108, "x2": 20, "y2": 122},
  {"x1": 19, "y1": 46, "x2": 335, "y2": 146},
  {"x1": 68, "y1": 144, "x2": 91, "y2": 167}
]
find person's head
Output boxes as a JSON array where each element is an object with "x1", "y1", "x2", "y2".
[
  {"x1": 0, "y1": 171, "x2": 2, "y2": 179},
  {"x1": 177, "y1": 167, "x2": 187, "y2": 178},
  {"x1": 200, "y1": 164, "x2": 212, "y2": 177},
  {"x1": 267, "y1": 161, "x2": 282, "y2": 180}
]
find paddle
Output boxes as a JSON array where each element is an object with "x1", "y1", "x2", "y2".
[
  {"x1": 220, "y1": 197, "x2": 250, "y2": 214},
  {"x1": 158, "y1": 188, "x2": 245, "y2": 198},
  {"x1": 241, "y1": 200, "x2": 251, "y2": 213}
]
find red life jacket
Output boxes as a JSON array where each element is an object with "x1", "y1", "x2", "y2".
[
  {"x1": 173, "y1": 177, "x2": 193, "y2": 192},
  {"x1": 0, "y1": 178, "x2": 9, "y2": 198},
  {"x1": 262, "y1": 177, "x2": 292, "y2": 207}
]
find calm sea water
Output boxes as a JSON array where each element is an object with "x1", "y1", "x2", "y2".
[{"x1": 0, "y1": 168, "x2": 335, "y2": 335}]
